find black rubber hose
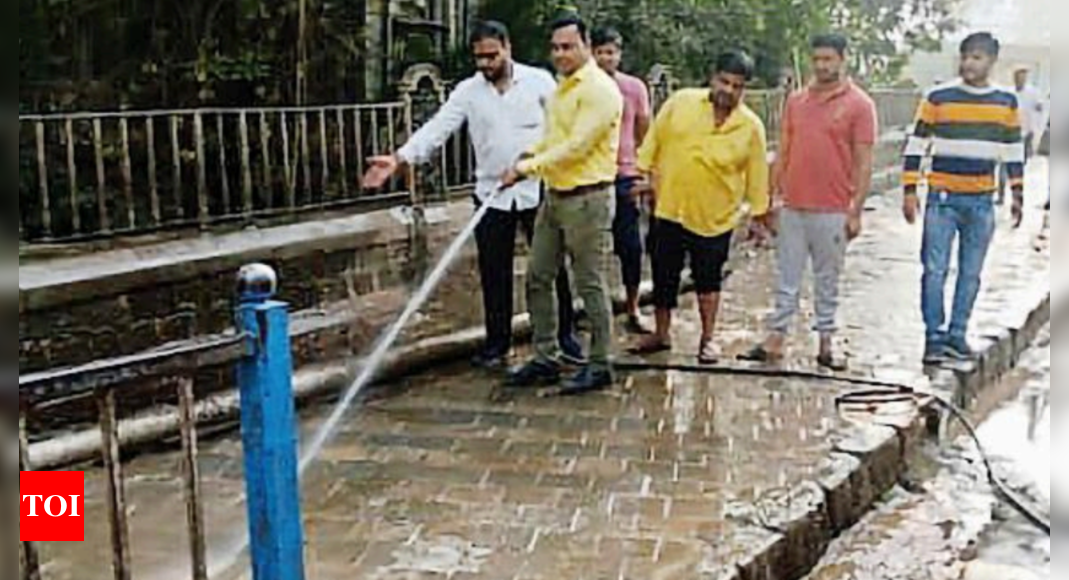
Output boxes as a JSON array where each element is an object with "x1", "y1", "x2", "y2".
[
  {"x1": 930, "y1": 396, "x2": 1052, "y2": 535},
  {"x1": 615, "y1": 359, "x2": 1052, "y2": 536}
]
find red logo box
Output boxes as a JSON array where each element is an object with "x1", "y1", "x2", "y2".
[{"x1": 20, "y1": 472, "x2": 85, "y2": 542}]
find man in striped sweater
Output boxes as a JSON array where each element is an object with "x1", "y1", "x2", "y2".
[{"x1": 902, "y1": 32, "x2": 1026, "y2": 365}]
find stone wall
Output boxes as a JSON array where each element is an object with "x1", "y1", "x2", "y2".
[{"x1": 19, "y1": 202, "x2": 489, "y2": 375}]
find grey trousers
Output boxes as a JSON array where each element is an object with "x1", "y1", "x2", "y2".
[
  {"x1": 767, "y1": 208, "x2": 848, "y2": 336},
  {"x1": 529, "y1": 187, "x2": 616, "y2": 369}
]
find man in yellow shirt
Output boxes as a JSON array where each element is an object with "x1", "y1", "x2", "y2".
[
  {"x1": 500, "y1": 14, "x2": 623, "y2": 394},
  {"x1": 630, "y1": 50, "x2": 772, "y2": 364}
]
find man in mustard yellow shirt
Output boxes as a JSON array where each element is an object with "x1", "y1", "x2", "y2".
[
  {"x1": 500, "y1": 14, "x2": 623, "y2": 394},
  {"x1": 630, "y1": 51, "x2": 772, "y2": 364}
]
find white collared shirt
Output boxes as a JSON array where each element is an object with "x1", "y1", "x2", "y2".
[
  {"x1": 1015, "y1": 84, "x2": 1046, "y2": 136},
  {"x1": 397, "y1": 62, "x2": 557, "y2": 211}
]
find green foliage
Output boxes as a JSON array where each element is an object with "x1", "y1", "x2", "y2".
[
  {"x1": 19, "y1": 0, "x2": 958, "y2": 110},
  {"x1": 19, "y1": 0, "x2": 369, "y2": 110},
  {"x1": 480, "y1": 0, "x2": 959, "y2": 87}
]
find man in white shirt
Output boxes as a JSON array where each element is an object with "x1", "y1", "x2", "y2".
[
  {"x1": 362, "y1": 20, "x2": 583, "y2": 370},
  {"x1": 999, "y1": 66, "x2": 1046, "y2": 204}
]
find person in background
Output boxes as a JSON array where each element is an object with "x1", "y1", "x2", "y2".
[
  {"x1": 591, "y1": 27, "x2": 653, "y2": 335},
  {"x1": 362, "y1": 20, "x2": 584, "y2": 371},
  {"x1": 998, "y1": 65, "x2": 1045, "y2": 206},
  {"x1": 629, "y1": 50, "x2": 772, "y2": 364},
  {"x1": 739, "y1": 33, "x2": 878, "y2": 370},
  {"x1": 902, "y1": 32, "x2": 1025, "y2": 365},
  {"x1": 500, "y1": 14, "x2": 623, "y2": 394}
]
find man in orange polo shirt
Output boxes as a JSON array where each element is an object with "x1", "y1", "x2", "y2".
[{"x1": 741, "y1": 34, "x2": 878, "y2": 369}]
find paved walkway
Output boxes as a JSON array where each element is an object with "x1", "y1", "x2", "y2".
[{"x1": 33, "y1": 161, "x2": 1052, "y2": 580}]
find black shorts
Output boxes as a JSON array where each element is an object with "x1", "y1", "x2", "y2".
[{"x1": 650, "y1": 218, "x2": 733, "y2": 309}]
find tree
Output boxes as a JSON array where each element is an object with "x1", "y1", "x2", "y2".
[
  {"x1": 18, "y1": 0, "x2": 370, "y2": 110},
  {"x1": 18, "y1": 0, "x2": 959, "y2": 111},
  {"x1": 477, "y1": 0, "x2": 959, "y2": 87},
  {"x1": 821, "y1": 0, "x2": 960, "y2": 84}
]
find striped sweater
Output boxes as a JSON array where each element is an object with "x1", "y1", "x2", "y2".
[{"x1": 903, "y1": 80, "x2": 1025, "y2": 194}]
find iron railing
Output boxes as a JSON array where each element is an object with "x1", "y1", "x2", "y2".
[
  {"x1": 18, "y1": 265, "x2": 306, "y2": 580},
  {"x1": 18, "y1": 333, "x2": 247, "y2": 580},
  {"x1": 18, "y1": 63, "x2": 921, "y2": 244},
  {"x1": 17, "y1": 104, "x2": 412, "y2": 242},
  {"x1": 871, "y1": 88, "x2": 925, "y2": 136}
]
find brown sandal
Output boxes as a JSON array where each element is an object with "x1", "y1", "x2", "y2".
[
  {"x1": 628, "y1": 336, "x2": 673, "y2": 356},
  {"x1": 817, "y1": 353, "x2": 848, "y2": 372}
]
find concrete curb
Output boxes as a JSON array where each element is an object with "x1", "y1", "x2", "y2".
[{"x1": 716, "y1": 292, "x2": 1052, "y2": 580}]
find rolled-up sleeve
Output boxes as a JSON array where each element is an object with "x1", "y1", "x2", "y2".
[
  {"x1": 637, "y1": 96, "x2": 673, "y2": 174},
  {"x1": 397, "y1": 86, "x2": 469, "y2": 164}
]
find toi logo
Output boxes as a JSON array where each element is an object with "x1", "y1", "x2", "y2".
[{"x1": 20, "y1": 472, "x2": 85, "y2": 542}]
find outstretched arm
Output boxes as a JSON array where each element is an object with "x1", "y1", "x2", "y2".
[{"x1": 363, "y1": 86, "x2": 468, "y2": 189}]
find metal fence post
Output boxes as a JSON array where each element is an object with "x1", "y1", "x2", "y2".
[{"x1": 235, "y1": 263, "x2": 306, "y2": 580}]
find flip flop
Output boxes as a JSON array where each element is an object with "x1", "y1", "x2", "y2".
[
  {"x1": 737, "y1": 345, "x2": 784, "y2": 364},
  {"x1": 737, "y1": 345, "x2": 772, "y2": 363},
  {"x1": 698, "y1": 341, "x2": 722, "y2": 365},
  {"x1": 627, "y1": 337, "x2": 673, "y2": 356},
  {"x1": 817, "y1": 354, "x2": 848, "y2": 372}
]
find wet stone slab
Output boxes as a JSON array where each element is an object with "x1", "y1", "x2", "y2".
[{"x1": 296, "y1": 369, "x2": 856, "y2": 580}]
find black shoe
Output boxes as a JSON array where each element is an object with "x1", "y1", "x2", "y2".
[
  {"x1": 559, "y1": 335, "x2": 587, "y2": 366},
  {"x1": 623, "y1": 315, "x2": 653, "y2": 336},
  {"x1": 556, "y1": 366, "x2": 615, "y2": 396},
  {"x1": 506, "y1": 360, "x2": 562, "y2": 388},
  {"x1": 472, "y1": 351, "x2": 508, "y2": 370},
  {"x1": 944, "y1": 338, "x2": 976, "y2": 361}
]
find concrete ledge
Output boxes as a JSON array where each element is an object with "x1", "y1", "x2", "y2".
[
  {"x1": 19, "y1": 204, "x2": 463, "y2": 311},
  {"x1": 18, "y1": 202, "x2": 477, "y2": 373}
]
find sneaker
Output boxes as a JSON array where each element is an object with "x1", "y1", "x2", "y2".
[
  {"x1": 505, "y1": 360, "x2": 562, "y2": 388},
  {"x1": 471, "y1": 351, "x2": 508, "y2": 370},
  {"x1": 559, "y1": 335, "x2": 587, "y2": 366},
  {"x1": 923, "y1": 342, "x2": 947, "y2": 366},
  {"x1": 556, "y1": 366, "x2": 615, "y2": 396},
  {"x1": 944, "y1": 338, "x2": 977, "y2": 361}
]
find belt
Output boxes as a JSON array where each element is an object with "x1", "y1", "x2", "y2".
[{"x1": 549, "y1": 181, "x2": 614, "y2": 197}]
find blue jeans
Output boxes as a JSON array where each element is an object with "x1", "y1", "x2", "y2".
[{"x1": 921, "y1": 192, "x2": 996, "y2": 344}]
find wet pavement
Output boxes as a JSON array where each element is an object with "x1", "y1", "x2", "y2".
[
  {"x1": 30, "y1": 160, "x2": 1053, "y2": 580},
  {"x1": 804, "y1": 325, "x2": 1051, "y2": 580}
]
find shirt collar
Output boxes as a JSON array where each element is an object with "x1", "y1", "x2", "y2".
[
  {"x1": 704, "y1": 93, "x2": 746, "y2": 131},
  {"x1": 479, "y1": 61, "x2": 527, "y2": 91},
  {"x1": 806, "y1": 79, "x2": 853, "y2": 101},
  {"x1": 561, "y1": 59, "x2": 598, "y2": 87}
]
